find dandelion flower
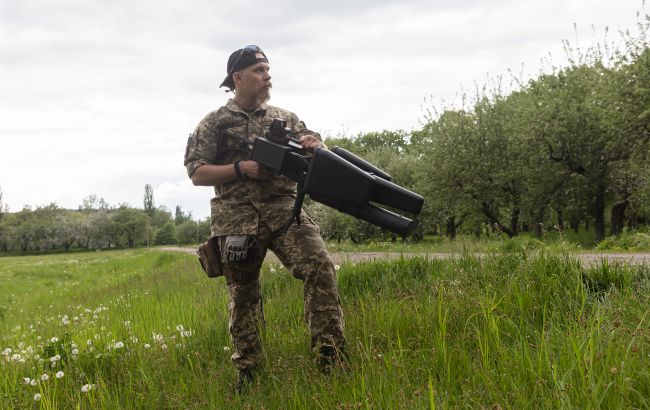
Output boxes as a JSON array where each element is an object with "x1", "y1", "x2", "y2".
[
  {"x1": 72, "y1": 349, "x2": 79, "y2": 355},
  {"x1": 176, "y1": 325, "x2": 184, "y2": 332},
  {"x1": 81, "y1": 384, "x2": 92, "y2": 393},
  {"x1": 144, "y1": 344, "x2": 151, "y2": 349},
  {"x1": 30, "y1": 379, "x2": 37, "y2": 386},
  {"x1": 223, "y1": 346, "x2": 231, "y2": 352},
  {"x1": 56, "y1": 371, "x2": 64, "y2": 379},
  {"x1": 50, "y1": 337, "x2": 58, "y2": 343},
  {"x1": 40, "y1": 374, "x2": 49, "y2": 381},
  {"x1": 161, "y1": 344, "x2": 168, "y2": 350},
  {"x1": 23, "y1": 377, "x2": 31, "y2": 385},
  {"x1": 114, "y1": 341, "x2": 124, "y2": 349},
  {"x1": 34, "y1": 393, "x2": 41, "y2": 401},
  {"x1": 270, "y1": 267, "x2": 276, "y2": 273},
  {"x1": 334, "y1": 264, "x2": 341, "y2": 271}
]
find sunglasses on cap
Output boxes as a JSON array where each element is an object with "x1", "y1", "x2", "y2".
[{"x1": 228, "y1": 45, "x2": 266, "y2": 76}]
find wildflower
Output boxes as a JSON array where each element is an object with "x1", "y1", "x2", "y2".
[
  {"x1": 81, "y1": 383, "x2": 93, "y2": 392},
  {"x1": 270, "y1": 267, "x2": 276, "y2": 273},
  {"x1": 114, "y1": 341, "x2": 124, "y2": 349},
  {"x1": 34, "y1": 393, "x2": 42, "y2": 401},
  {"x1": 181, "y1": 330, "x2": 193, "y2": 338},
  {"x1": 153, "y1": 333, "x2": 164, "y2": 343},
  {"x1": 161, "y1": 344, "x2": 168, "y2": 350},
  {"x1": 144, "y1": 343, "x2": 151, "y2": 349},
  {"x1": 41, "y1": 374, "x2": 49, "y2": 381},
  {"x1": 50, "y1": 355, "x2": 61, "y2": 363},
  {"x1": 56, "y1": 371, "x2": 64, "y2": 379},
  {"x1": 87, "y1": 339, "x2": 93, "y2": 346},
  {"x1": 50, "y1": 337, "x2": 58, "y2": 343},
  {"x1": 334, "y1": 264, "x2": 341, "y2": 271},
  {"x1": 223, "y1": 346, "x2": 231, "y2": 352},
  {"x1": 12, "y1": 353, "x2": 22, "y2": 362},
  {"x1": 30, "y1": 379, "x2": 37, "y2": 386},
  {"x1": 72, "y1": 349, "x2": 79, "y2": 355},
  {"x1": 23, "y1": 377, "x2": 31, "y2": 385},
  {"x1": 176, "y1": 325, "x2": 184, "y2": 332}
]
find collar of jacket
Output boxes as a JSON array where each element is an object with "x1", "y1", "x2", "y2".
[{"x1": 226, "y1": 98, "x2": 269, "y2": 115}]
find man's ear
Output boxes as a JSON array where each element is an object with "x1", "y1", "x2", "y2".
[{"x1": 233, "y1": 71, "x2": 243, "y2": 87}]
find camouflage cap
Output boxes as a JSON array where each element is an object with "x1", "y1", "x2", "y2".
[{"x1": 220, "y1": 45, "x2": 269, "y2": 90}]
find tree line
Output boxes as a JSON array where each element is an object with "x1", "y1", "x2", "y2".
[
  {"x1": 0, "y1": 188, "x2": 210, "y2": 253},
  {"x1": 312, "y1": 16, "x2": 650, "y2": 243},
  {"x1": 1, "y1": 14, "x2": 649, "y2": 251}
]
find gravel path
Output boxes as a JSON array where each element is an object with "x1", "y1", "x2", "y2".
[{"x1": 158, "y1": 247, "x2": 650, "y2": 266}]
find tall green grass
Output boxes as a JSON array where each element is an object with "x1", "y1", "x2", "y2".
[{"x1": 0, "y1": 249, "x2": 648, "y2": 408}]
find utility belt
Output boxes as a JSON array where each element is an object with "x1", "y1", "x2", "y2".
[{"x1": 196, "y1": 235, "x2": 258, "y2": 278}]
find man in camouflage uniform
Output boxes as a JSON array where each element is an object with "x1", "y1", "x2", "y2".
[{"x1": 184, "y1": 45, "x2": 345, "y2": 389}]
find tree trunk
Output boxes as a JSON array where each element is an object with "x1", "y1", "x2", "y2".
[
  {"x1": 446, "y1": 216, "x2": 457, "y2": 240},
  {"x1": 481, "y1": 202, "x2": 515, "y2": 238},
  {"x1": 593, "y1": 188, "x2": 606, "y2": 242},
  {"x1": 610, "y1": 200, "x2": 629, "y2": 235},
  {"x1": 510, "y1": 208, "x2": 520, "y2": 237},
  {"x1": 534, "y1": 207, "x2": 545, "y2": 238},
  {"x1": 556, "y1": 209, "x2": 564, "y2": 230}
]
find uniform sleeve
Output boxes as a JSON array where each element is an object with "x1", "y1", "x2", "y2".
[
  {"x1": 184, "y1": 113, "x2": 220, "y2": 178},
  {"x1": 287, "y1": 112, "x2": 321, "y2": 141}
]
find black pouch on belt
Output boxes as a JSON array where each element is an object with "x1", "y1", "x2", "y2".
[{"x1": 224, "y1": 235, "x2": 256, "y2": 262}]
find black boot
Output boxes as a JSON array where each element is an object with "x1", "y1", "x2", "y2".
[
  {"x1": 235, "y1": 367, "x2": 255, "y2": 394},
  {"x1": 317, "y1": 345, "x2": 349, "y2": 374}
]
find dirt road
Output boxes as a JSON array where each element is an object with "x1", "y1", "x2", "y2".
[{"x1": 158, "y1": 247, "x2": 650, "y2": 266}]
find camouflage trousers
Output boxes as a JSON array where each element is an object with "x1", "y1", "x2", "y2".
[{"x1": 219, "y1": 219, "x2": 345, "y2": 370}]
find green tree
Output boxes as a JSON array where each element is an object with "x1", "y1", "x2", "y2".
[
  {"x1": 114, "y1": 206, "x2": 150, "y2": 248},
  {"x1": 155, "y1": 222, "x2": 177, "y2": 245},
  {"x1": 143, "y1": 184, "x2": 155, "y2": 217}
]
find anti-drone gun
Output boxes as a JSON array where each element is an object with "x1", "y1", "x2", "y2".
[{"x1": 250, "y1": 118, "x2": 424, "y2": 236}]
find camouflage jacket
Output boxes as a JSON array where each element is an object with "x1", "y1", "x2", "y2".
[{"x1": 184, "y1": 99, "x2": 320, "y2": 236}]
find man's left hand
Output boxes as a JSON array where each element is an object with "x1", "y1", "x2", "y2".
[{"x1": 299, "y1": 135, "x2": 327, "y2": 152}]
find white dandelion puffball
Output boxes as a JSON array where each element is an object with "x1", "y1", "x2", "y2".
[
  {"x1": 114, "y1": 341, "x2": 124, "y2": 349},
  {"x1": 50, "y1": 337, "x2": 58, "y2": 343},
  {"x1": 34, "y1": 393, "x2": 42, "y2": 401},
  {"x1": 41, "y1": 374, "x2": 49, "y2": 381},
  {"x1": 56, "y1": 371, "x2": 64, "y2": 379},
  {"x1": 81, "y1": 384, "x2": 92, "y2": 392}
]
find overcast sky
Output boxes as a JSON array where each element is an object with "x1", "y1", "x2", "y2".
[{"x1": 0, "y1": 0, "x2": 645, "y2": 219}]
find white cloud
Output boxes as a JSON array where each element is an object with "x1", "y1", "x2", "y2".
[{"x1": 0, "y1": 0, "x2": 645, "y2": 218}]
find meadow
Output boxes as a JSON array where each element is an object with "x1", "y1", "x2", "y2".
[{"x1": 0, "y1": 248, "x2": 648, "y2": 409}]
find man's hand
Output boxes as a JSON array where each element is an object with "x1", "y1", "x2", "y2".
[
  {"x1": 299, "y1": 134, "x2": 327, "y2": 152},
  {"x1": 239, "y1": 160, "x2": 274, "y2": 181}
]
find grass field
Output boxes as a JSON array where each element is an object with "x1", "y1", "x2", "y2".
[{"x1": 1, "y1": 248, "x2": 649, "y2": 409}]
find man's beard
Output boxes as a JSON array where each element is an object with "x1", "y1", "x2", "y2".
[{"x1": 258, "y1": 85, "x2": 271, "y2": 104}]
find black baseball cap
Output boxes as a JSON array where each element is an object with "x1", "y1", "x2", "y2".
[{"x1": 219, "y1": 45, "x2": 269, "y2": 90}]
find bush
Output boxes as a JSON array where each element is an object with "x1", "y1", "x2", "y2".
[
  {"x1": 496, "y1": 236, "x2": 545, "y2": 253},
  {"x1": 596, "y1": 230, "x2": 650, "y2": 251}
]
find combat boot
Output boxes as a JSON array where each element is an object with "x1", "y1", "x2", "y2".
[
  {"x1": 235, "y1": 367, "x2": 256, "y2": 394},
  {"x1": 317, "y1": 345, "x2": 349, "y2": 374}
]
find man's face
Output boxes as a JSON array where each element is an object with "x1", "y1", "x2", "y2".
[{"x1": 235, "y1": 52, "x2": 272, "y2": 102}]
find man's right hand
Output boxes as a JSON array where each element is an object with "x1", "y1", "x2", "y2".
[{"x1": 239, "y1": 160, "x2": 274, "y2": 181}]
